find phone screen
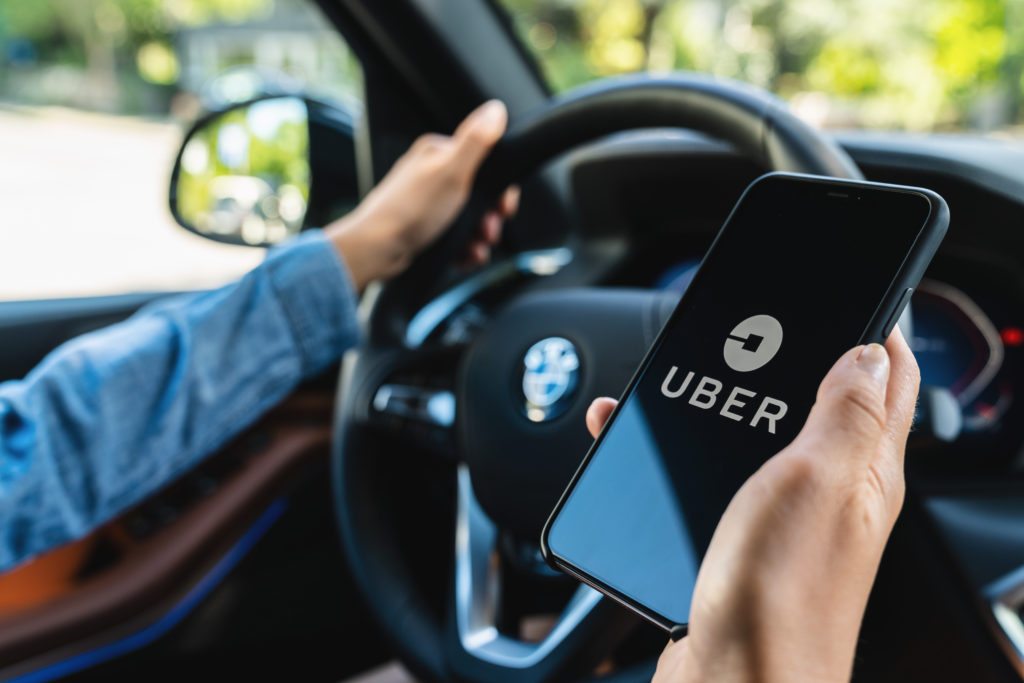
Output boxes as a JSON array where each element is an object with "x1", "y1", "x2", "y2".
[{"x1": 544, "y1": 175, "x2": 933, "y2": 626}]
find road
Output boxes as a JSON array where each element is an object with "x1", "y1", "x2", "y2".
[{"x1": 0, "y1": 105, "x2": 262, "y2": 301}]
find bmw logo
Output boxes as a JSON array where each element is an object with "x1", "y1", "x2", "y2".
[{"x1": 522, "y1": 337, "x2": 580, "y2": 422}]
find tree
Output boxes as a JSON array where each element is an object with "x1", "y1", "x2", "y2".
[
  {"x1": 500, "y1": 0, "x2": 1024, "y2": 130},
  {"x1": 0, "y1": 0, "x2": 272, "y2": 111}
]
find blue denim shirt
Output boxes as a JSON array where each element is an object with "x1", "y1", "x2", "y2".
[{"x1": 0, "y1": 230, "x2": 360, "y2": 572}]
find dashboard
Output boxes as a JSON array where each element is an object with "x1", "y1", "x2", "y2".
[
  {"x1": 914, "y1": 278, "x2": 1014, "y2": 437},
  {"x1": 912, "y1": 251, "x2": 1024, "y2": 472}
]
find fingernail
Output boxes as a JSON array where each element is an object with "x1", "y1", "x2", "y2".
[
  {"x1": 472, "y1": 100, "x2": 507, "y2": 132},
  {"x1": 857, "y1": 343, "x2": 890, "y2": 386}
]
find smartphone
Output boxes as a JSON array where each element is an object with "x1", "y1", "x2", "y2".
[{"x1": 540, "y1": 172, "x2": 949, "y2": 631}]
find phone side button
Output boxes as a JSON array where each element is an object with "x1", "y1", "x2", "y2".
[{"x1": 883, "y1": 287, "x2": 915, "y2": 337}]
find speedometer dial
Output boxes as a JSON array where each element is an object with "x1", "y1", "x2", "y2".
[{"x1": 912, "y1": 280, "x2": 1009, "y2": 433}]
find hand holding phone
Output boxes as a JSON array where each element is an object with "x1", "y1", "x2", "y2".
[
  {"x1": 600, "y1": 332, "x2": 918, "y2": 683},
  {"x1": 542, "y1": 173, "x2": 948, "y2": 632}
]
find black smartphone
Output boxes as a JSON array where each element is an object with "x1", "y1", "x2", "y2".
[{"x1": 540, "y1": 172, "x2": 949, "y2": 631}]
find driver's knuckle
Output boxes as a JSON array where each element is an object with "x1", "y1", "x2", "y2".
[
  {"x1": 452, "y1": 168, "x2": 475, "y2": 189},
  {"x1": 772, "y1": 453, "x2": 823, "y2": 496},
  {"x1": 834, "y1": 381, "x2": 887, "y2": 436},
  {"x1": 414, "y1": 133, "x2": 450, "y2": 155}
]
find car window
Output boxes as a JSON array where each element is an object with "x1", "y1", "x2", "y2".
[
  {"x1": 0, "y1": 0, "x2": 362, "y2": 301},
  {"x1": 497, "y1": 0, "x2": 1011, "y2": 133}
]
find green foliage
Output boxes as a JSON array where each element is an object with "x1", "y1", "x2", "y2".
[
  {"x1": 501, "y1": 0, "x2": 1024, "y2": 130},
  {"x1": 0, "y1": 2, "x2": 58, "y2": 40},
  {"x1": 4, "y1": 0, "x2": 1020, "y2": 130},
  {"x1": 0, "y1": 0, "x2": 271, "y2": 42},
  {"x1": 0, "y1": 0, "x2": 273, "y2": 109},
  {"x1": 933, "y1": 0, "x2": 1005, "y2": 95}
]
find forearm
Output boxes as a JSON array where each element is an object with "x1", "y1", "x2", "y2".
[
  {"x1": 0, "y1": 98, "x2": 514, "y2": 572},
  {"x1": 0, "y1": 231, "x2": 359, "y2": 571}
]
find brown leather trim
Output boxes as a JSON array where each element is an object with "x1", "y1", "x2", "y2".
[
  {"x1": 0, "y1": 536, "x2": 96, "y2": 612},
  {"x1": 0, "y1": 392, "x2": 333, "y2": 669}
]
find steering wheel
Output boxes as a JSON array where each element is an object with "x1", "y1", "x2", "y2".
[{"x1": 332, "y1": 73, "x2": 863, "y2": 682}]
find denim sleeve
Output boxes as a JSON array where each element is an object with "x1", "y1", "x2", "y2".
[{"x1": 0, "y1": 229, "x2": 360, "y2": 571}]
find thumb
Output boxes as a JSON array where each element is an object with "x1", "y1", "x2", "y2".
[
  {"x1": 451, "y1": 99, "x2": 507, "y2": 178},
  {"x1": 585, "y1": 397, "x2": 618, "y2": 439},
  {"x1": 794, "y1": 343, "x2": 890, "y2": 466}
]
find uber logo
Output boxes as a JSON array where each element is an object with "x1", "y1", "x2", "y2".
[
  {"x1": 657, "y1": 314, "x2": 789, "y2": 434},
  {"x1": 659, "y1": 368, "x2": 788, "y2": 434},
  {"x1": 723, "y1": 314, "x2": 783, "y2": 373}
]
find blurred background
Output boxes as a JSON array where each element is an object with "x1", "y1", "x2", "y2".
[
  {"x1": 0, "y1": 0, "x2": 1019, "y2": 300},
  {"x1": 0, "y1": 0, "x2": 360, "y2": 300},
  {"x1": 501, "y1": 0, "x2": 1019, "y2": 131}
]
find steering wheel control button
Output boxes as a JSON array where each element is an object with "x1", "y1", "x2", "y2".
[
  {"x1": 723, "y1": 314, "x2": 784, "y2": 372},
  {"x1": 522, "y1": 337, "x2": 580, "y2": 422},
  {"x1": 372, "y1": 384, "x2": 456, "y2": 427}
]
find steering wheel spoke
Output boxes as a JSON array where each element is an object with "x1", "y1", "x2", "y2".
[{"x1": 445, "y1": 465, "x2": 638, "y2": 681}]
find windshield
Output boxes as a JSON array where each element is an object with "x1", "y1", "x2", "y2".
[{"x1": 498, "y1": 0, "x2": 1014, "y2": 133}]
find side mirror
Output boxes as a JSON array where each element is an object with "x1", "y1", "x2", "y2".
[{"x1": 169, "y1": 95, "x2": 360, "y2": 247}]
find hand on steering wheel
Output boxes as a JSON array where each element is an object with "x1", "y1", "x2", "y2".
[
  {"x1": 586, "y1": 328, "x2": 920, "y2": 683},
  {"x1": 325, "y1": 100, "x2": 519, "y2": 291}
]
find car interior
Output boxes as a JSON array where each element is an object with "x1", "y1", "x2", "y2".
[{"x1": 3, "y1": 0, "x2": 1024, "y2": 681}]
